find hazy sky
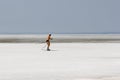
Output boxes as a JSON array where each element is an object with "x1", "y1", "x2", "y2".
[{"x1": 0, "y1": 0, "x2": 120, "y2": 34}]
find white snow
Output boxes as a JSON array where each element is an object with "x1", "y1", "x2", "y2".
[{"x1": 0, "y1": 43, "x2": 120, "y2": 80}]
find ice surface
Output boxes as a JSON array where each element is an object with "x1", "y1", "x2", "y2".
[{"x1": 0, "y1": 43, "x2": 120, "y2": 80}]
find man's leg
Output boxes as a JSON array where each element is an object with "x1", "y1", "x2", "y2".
[{"x1": 47, "y1": 42, "x2": 50, "y2": 51}]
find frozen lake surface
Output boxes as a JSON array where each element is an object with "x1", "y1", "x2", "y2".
[{"x1": 0, "y1": 43, "x2": 120, "y2": 80}]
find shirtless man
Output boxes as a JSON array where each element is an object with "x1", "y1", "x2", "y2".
[{"x1": 46, "y1": 33, "x2": 52, "y2": 51}]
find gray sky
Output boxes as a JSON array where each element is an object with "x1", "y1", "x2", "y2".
[{"x1": 0, "y1": 0, "x2": 120, "y2": 34}]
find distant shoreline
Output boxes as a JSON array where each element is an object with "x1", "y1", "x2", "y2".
[{"x1": 0, "y1": 34, "x2": 120, "y2": 43}]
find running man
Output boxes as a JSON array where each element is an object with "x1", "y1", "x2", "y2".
[{"x1": 46, "y1": 33, "x2": 52, "y2": 51}]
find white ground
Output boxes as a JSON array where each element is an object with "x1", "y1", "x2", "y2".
[{"x1": 0, "y1": 43, "x2": 120, "y2": 80}]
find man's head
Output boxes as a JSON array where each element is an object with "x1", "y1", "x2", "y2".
[{"x1": 49, "y1": 33, "x2": 51, "y2": 36}]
